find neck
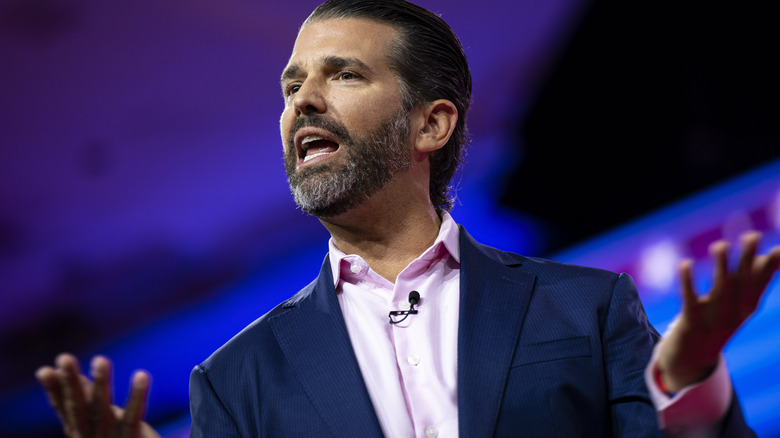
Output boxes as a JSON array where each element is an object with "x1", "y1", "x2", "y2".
[{"x1": 319, "y1": 187, "x2": 442, "y2": 283}]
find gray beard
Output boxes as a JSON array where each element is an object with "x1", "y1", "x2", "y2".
[{"x1": 284, "y1": 108, "x2": 411, "y2": 218}]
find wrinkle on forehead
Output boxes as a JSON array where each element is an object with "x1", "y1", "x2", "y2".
[
  {"x1": 281, "y1": 55, "x2": 372, "y2": 84},
  {"x1": 285, "y1": 18, "x2": 398, "y2": 69}
]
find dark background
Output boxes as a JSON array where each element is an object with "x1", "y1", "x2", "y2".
[{"x1": 506, "y1": 0, "x2": 779, "y2": 253}]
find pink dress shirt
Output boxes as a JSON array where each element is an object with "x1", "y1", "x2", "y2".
[
  {"x1": 330, "y1": 212, "x2": 732, "y2": 438},
  {"x1": 331, "y1": 212, "x2": 461, "y2": 438}
]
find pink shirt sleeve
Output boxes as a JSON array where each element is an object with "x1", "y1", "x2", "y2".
[{"x1": 645, "y1": 343, "x2": 733, "y2": 438}]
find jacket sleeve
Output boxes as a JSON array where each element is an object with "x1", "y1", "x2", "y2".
[
  {"x1": 189, "y1": 364, "x2": 241, "y2": 438},
  {"x1": 605, "y1": 273, "x2": 756, "y2": 438},
  {"x1": 601, "y1": 273, "x2": 665, "y2": 437}
]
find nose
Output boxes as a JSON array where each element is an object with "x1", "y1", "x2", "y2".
[{"x1": 293, "y1": 80, "x2": 327, "y2": 116}]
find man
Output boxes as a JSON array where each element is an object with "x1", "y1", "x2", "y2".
[{"x1": 37, "y1": 0, "x2": 780, "y2": 437}]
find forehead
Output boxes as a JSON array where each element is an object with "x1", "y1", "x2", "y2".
[{"x1": 285, "y1": 18, "x2": 399, "y2": 73}]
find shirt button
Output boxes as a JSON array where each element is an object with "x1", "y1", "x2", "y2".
[
  {"x1": 398, "y1": 299, "x2": 410, "y2": 310},
  {"x1": 426, "y1": 426, "x2": 438, "y2": 438},
  {"x1": 407, "y1": 355, "x2": 420, "y2": 366},
  {"x1": 349, "y1": 263, "x2": 361, "y2": 274}
]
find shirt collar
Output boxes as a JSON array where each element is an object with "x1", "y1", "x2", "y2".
[{"x1": 328, "y1": 211, "x2": 461, "y2": 287}]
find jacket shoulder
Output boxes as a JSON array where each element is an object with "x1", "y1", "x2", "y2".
[{"x1": 469, "y1": 235, "x2": 622, "y2": 283}]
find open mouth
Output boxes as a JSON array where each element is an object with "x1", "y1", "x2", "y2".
[{"x1": 296, "y1": 130, "x2": 341, "y2": 167}]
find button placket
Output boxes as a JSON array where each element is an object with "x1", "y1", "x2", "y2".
[{"x1": 391, "y1": 280, "x2": 432, "y2": 438}]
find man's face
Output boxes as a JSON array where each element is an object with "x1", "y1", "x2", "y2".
[{"x1": 280, "y1": 18, "x2": 412, "y2": 218}]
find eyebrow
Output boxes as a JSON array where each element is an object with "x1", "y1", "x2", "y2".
[{"x1": 280, "y1": 56, "x2": 372, "y2": 84}]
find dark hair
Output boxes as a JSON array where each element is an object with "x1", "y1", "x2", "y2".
[{"x1": 304, "y1": 0, "x2": 472, "y2": 213}]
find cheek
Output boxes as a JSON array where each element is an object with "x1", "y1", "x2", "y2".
[
  {"x1": 279, "y1": 109, "x2": 294, "y2": 148},
  {"x1": 339, "y1": 99, "x2": 392, "y2": 133}
]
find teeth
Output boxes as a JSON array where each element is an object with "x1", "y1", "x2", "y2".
[
  {"x1": 303, "y1": 151, "x2": 331, "y2": 162},
  {"x1": 301, "y1": 135, "x2": 323, "y2": 145}
]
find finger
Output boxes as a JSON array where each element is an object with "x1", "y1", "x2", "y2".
[
  {"x1": 91, "y1": 356, "x2": 116, "y2": 438},
  {"x1": 757, "y1": 246, "x2": 780, "y2": 286},
  {"x1": 736, "y1": 232, "x2": 760, "y2": 278},
  {"x1": 119, "y1": 370, "x2": 152, "y2": 438},
  {"x1": 36, "y1": 366, "x2": 67, "y2": 423},
  {"x1": 709, "y1": 240, "x2": 730, "y2": 300},
  {"x1": 678, "y1": 259, "x2": 698, "y2": 313},
  {"x1": 56, "y1": 353, "x2": 91, "y2": 437}
]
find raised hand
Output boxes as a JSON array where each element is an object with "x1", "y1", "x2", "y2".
[
  {"x1": 656, "y1": 232, "x2": 780, "y2": 392},
  {"x1": 36, "y1": 353, "x2": 160, "y2": 438}
]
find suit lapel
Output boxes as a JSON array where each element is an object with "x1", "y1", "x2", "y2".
[
  {"x1": 457, "y1": 229, "x2": 536, "y2": 438},
  {"x1": 269, "y1": 256, "x2": 384, "y2": 437}
]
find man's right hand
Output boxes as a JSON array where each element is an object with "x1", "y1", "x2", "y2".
[{"x1": 36, "y1": 353, "x2": 161, "y2": 438}]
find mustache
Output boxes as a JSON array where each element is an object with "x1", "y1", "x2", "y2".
[{"x1": 287, "y1": 114, "x2": 353, "y2": 152}]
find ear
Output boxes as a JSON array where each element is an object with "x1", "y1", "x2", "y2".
[{"x1": 414, "y1": 99, "x2": 458, "y2": 154}]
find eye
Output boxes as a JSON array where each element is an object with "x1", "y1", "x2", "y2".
[
  {"x1": 336, "y1": 71, "x2": 360, "y2": 81},
  {"x1": 284, "y1": 83, "x2": 301, "y2": 97}
]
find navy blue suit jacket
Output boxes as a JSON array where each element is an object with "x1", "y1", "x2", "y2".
[{"x1": 189, "y1": 228, "x2": 753, "y2": 437}]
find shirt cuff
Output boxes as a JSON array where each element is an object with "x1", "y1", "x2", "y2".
[{"x1": 645, "y1": 344, "x2": 733, "y2": 437}]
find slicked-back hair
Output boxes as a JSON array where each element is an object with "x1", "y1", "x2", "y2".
[{"x1": 304, "y1": 0, "x2": 472, "y2": 214}]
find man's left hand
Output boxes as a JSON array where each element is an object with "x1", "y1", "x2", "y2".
[{"x1": 656, "y1": 231, "x2": 780, "y2": 393}]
